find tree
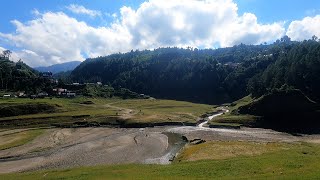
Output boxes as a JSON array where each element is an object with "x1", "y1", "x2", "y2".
[
  {"x1": 2, "y1": 50, "x2": 12, "y2": 60},
  {"x1": 312, "y1": 35, "x2": 318, "y2": 41},
  {"x1": 280, "y1": 35, "x2": 291, "y2": 43}
]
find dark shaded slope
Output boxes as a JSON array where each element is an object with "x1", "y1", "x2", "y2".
[{"x1": 238, "y1": 90, "x2": 320, "y2": 133}]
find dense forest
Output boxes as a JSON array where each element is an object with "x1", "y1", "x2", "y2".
[{"x1": 71, "y1": 36, "x2": 320, "y2": 104}]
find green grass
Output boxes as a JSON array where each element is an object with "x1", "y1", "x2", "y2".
[
  {"x1": 210, "y1": 95, "x2": 259, "y2": 126},
  {"x1": 208, "y1": 122, "x2": 242, "y2": 128},
  {"x1": 210, "y1": 115, "x2": 258, "y2": 126},
  {"x1": 0, "y1": 97, "x2": 119, "y2": 128},
  {"x1": 176, "y1": 141, "x2": 293, "y2": 162},
  {"x1": 0, "y1": 97, "x2": 214, "y2": 128},
  {"x1": 112, "y1": 99, "x2": 213, "y2": 123},
  {"x1": 1, "y1": 142, "x2": 320, "y2": 179},
  {"x1": 226, "y1": 95, "x2": 254, "y2": 112},
  {"x1": 0, "y1": 129, "x2": 44, "y2": 150}
]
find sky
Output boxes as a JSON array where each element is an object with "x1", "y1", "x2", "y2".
[{"x1": 0, "y1": 0, "x2": 319, "y2": 67}]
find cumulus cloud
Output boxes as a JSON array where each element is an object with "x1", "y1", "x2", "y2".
[
  {"x1": 287, "y1": 15, "x2": 320, "y2": 41},
  {"x1": 0, "y1": 12, "x2": 132, "y2": 67},
  {"x1": 221, "y1": 13, "x2": 285, "y2": 46},
  {"x1": 121, "y1": 0, "x2": 284, "y2": 48},
  {"x1": 66, "y1": 4, "x2": 101, "y2": 17},
  {"x1": 0, "y1": 0, "x2": 287, "y2": 66}
]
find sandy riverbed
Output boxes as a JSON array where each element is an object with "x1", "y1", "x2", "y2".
[
  {"x1": 0, "y1": 128, "x2": 173, "y2": 173},
  {"x1": 0, "y1": 126, "x2": 320, "y2": 174}
]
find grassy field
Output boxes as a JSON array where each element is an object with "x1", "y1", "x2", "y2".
[
  {"x1": 209, "y1": 95, "x2": 259, "y2": 127},
  {"x1": 208, "y1": 115, "x2": 257, "y2": 127},
  {"x1": 225, "y1": 95, "x2": 255, "y2": 112},
  {"x1": 176, "y1": 141, "x2": 296, "y2": 162},
  {"x1": 0, "y1": 97, "x2": 214, "y2": 128},
  {"x1": 112, "y1": 99, "x2": 213, "y2": 123},
  {"x1": 0, "y1": 129, "x2": 44, "y2": 150},
  {"x1": 1, "y1": 141, "x2": 320, "y2": 179}
]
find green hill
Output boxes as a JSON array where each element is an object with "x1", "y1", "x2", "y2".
[
  {"x1": 238, "y1": 90, "x2": 320, "y2": 132},
  {"x1": 70, "y1": 39, "x2": 320, "y2": 105},
  {"x1": 0, "y1": 51, "x2": 52, "y2": 94}
]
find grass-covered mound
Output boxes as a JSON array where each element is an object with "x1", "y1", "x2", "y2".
[
  {"x1": 0, "y1": 103, "x2": 58, "y2": 118},
  {"x1": 238, "y1": 89, "x2": 320, "y2": 132},
  {"x1": 0, "y1": 129, "x2": 44, "y2": 150},
  {"x1": 238, "y1": 89, "x2": 318, "y2": 115}
]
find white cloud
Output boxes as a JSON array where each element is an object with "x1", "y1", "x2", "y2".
[
  {"x1": 286, "y1": 15, "x2": 320, "y2": 41},
  {"x1": 66, "y1": 4, "x2": 101, "y2": 17},
  {"x1": 0, "y1": 0, "x2": 287, "y2": 66},
  {"x1": 17, "y1": 49, "x2": 47, "y2": 67},
  {"x1": 0, "y1": 11, "x2": 132, "y2": 67},
  {"x1": 31, "y1": 9, "x2": 41, "y2": 16},
  {"x1": 221, "y1": 13, "x2": 285, "y2": 46},
  {"x1": 119, "y1": 0, "x2": 285, "y2": 48}
]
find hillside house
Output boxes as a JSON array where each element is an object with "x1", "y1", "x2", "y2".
[
  {"x1": 61, "y1": 91, "x2": 76, "y2": 98},
  {"x1": 53, "y1": 88, "x2": 67, "y2": 95}
]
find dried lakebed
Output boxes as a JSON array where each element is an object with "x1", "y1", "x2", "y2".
[
  {"x1": 1, "y1": 119, "x2": 320, "y2": 173},
  {"x1": 0, "y1": 128, "x2": 188, "y2": 173}
]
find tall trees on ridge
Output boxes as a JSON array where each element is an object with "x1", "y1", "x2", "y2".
[{"x1": 71, "y1": 37, "x2": 320, "y2": 104}]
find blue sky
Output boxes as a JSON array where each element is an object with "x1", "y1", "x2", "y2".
[
  {"x1": 1, "y1": 0, "x2": 318, "y2": 32},
  {"x1": 0, "y1": 0, "x2": 145, "y2": 33},
  {"x1": 0, "y1": 0, "x2": 319, "y2": 67},
  {"x1": 235, "y1": 0, "x2": 320, "y2": 24}
]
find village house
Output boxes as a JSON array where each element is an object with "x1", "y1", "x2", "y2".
[
  {"x1": 3, "y1": 94, "x2": 11, "y2": 98},
  {"x1": 61, "y1": 91, "x2": 76, "y2": 98},
  {"x1": 53, "y1": 88, "x2": 67, "y2": 95}
]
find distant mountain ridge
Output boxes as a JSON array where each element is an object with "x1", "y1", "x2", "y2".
[{"x1": 35, "y1": 61, "x2": 81, "y2": 74}]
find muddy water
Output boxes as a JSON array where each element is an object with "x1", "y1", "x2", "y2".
[{"x1": 144, "y1": 132, "x2": 187, "y2": 164}]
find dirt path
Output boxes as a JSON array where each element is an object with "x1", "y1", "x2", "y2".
[{"x1": 104, "y1": 103, "x2": 136, "y2": 119}]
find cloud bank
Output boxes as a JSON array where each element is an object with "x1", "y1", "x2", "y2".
[
  {"x1": 0, "y1": 0, "x2": 318, "y2": 66},
  {"x1": 286, "y1": 15, "x2": 320, "y2": 41}
]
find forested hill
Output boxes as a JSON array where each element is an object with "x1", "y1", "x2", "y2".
[
  {"x1": 0, "y1": 56, "x2": 36, "y2": 91},
  {"x1": 0, "y1": 54, "x2": 52, "y2": 94},
  {"x1": 71, "y1": 38, "x2": 320, "y2": 104}
]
